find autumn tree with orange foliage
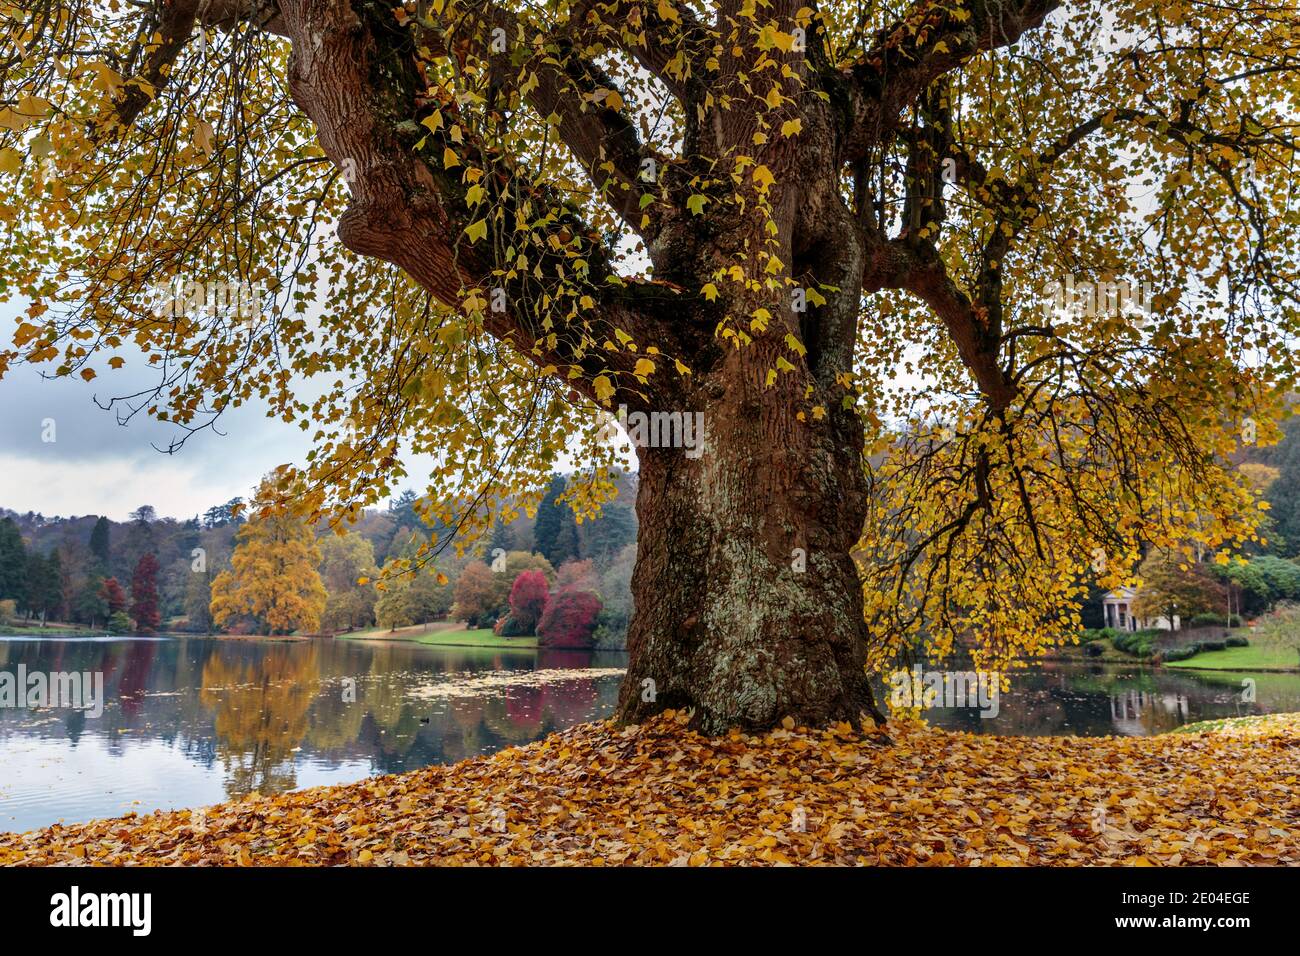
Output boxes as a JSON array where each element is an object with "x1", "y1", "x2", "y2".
[{"x1": 210, "y1": 480, "x2": 327, "y2": 635}]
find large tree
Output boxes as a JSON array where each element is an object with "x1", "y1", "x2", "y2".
[{"x1": 2, "y1": 1, "x2": 1297, "y2": 730}]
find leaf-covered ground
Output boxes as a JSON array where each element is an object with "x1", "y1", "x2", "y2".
[{"x1": 3, "y1": 712, "x2": 1299, "y2": 866}]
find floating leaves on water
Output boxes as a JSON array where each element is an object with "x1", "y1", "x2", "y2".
[{"x1": 404, "y1": 668, "x2": 626, "y2": 702}]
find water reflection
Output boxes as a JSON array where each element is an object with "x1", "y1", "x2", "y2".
[
  {"x1": 912, "y1": 662, "x2": 1298, "y2": 736},
  {"x1": 0, "y1": 637, "x2": 624, "y2": 832}
]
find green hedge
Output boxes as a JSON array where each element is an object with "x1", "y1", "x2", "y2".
[{"x1": 1112, "y1": 628, "x2": 1165, "y2": 658}]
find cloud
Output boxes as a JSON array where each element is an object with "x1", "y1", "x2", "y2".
[{"x1": 0, "y1": 362, "x2": 312, "y2": 520}]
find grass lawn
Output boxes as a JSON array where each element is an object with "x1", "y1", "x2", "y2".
[
  {"x1": 1166, "y1": 643, "x2": 1300, "y2": 672},
  {"x1": 0, "y1": 624, "x2": 100, "y2": 637},
  {"x1": 341, "y1": 623, "x2": 537, "y2": 649},
  {"x1": 415, "y1": 628, "x2": 537, "y2": 649}
]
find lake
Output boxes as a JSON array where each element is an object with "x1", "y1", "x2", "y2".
[{"x1": 1, "y1": 636, "x2": 1297, "y2": 833}]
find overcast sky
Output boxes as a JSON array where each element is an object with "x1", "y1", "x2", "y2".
[{"x1": 0, "y1": 305, "x2": 317, "y2": 521}]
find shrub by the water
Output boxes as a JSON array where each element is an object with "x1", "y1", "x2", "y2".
[{"x1": 537, "y1": 587, "x2": 603, "y2": 648}]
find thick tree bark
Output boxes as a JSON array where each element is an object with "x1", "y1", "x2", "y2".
[{"x1": 615, "y1": 316, "x2": 883, "y2": 734}]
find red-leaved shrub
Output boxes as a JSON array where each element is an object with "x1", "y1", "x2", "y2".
[
  {"x1": 536, "y1": 586, "x2": 602, "y2": 648},
  {"x1": 504, "y1": 569, "x2": 550, "y2": 635}
]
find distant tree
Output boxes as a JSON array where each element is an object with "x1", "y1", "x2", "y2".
[
  {"x1": 387, "y1": 490, "x2": 424, "y2": 534},
  {"x1": 555, "y1": 559, "x2": 599, "y2": 591},
  {"x1": 374, "y1": 568, "x2": 453, "y2": 631},
  {"x1": 1212, "y1": 554, "x2": 1300, "y2": 617},
  {"x1": 579, "y1": 503, "x2": 637, "y2": 563},
  {"x1": 0, "y1": 517, "x2": 26, "y2": 602},
  {"x1": 129, "y1": 553, "x2": 162, "y2": 635},
  {"x1": 489, "y1": 514, "x2": 520, "y2": 554},
  {"x1": 74, "y1": 576, "x2": 109, "y2": 628},
  {"x1": 99, "y1": 576, "x2": 127, "y2": 614},
  {"x1": 318, "y1": 531, "x2": 379, "y2": 632},
  {"x1": 128, "y1": 505, "x2": 157, "y2": 524},
  {"x1": 117, "y1": 509, "x2": 157, "y2": 585},
  {"x1": 490, "y1": 552, "x2": 556, "y2": 619},
  {"x1": 52, "y1": 545, "x2": 76, "y2": 622},
  {"x1": 88, "y1": 516, "x2": 111, "y2": 572},
  {"x1": 210, "y1": 487, "x2": 326, "y2": 635},
  {"x1": 203, "y1": 498, "x2": 246, "y2": 529},
  {"x1": 537, "y1": 587, "x2": 603, "y2": 649},
  {"x1": 592, "y1": 544, "x2": 636, "y2": 650},
  {"x1": 1132, "y1": 554, "x2": 1227, "y2": 625},
  {"x1": 503, "y1": 570, "x2": 549, "y2": 636},
  {"x1": 184, "y1": 568, "x2": 215, "y2": 634},
  {"x1": 534, "y1": 477, "x2": 579, "y2": 567},
  {"x1": 452, "y1": 560, "x2": 497, "y2": 628},
  {"x1": 19, "y1": 550, "x2": 43, "y2": 619},
  {"x1": 1255, "y1": 603, "x2": 1300, "y2": 665},
  {"x1": 1265, "y1": 418, "x2": 1300, "y2": 558},
  {"x1": 22, "y1": 550, "x2": 57, "y2": 622}
]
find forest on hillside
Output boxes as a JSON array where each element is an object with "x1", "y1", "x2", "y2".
[{"x1": 0, "y1": 471, "x2": 638, "y2": 646}]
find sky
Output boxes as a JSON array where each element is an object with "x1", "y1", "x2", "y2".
[
  {"x1": 0, "y1": 303, "x2": 322, "y2": 520},
  {"x1": 0, "y1": 300, "x2": 625, "y2": 522},
  {"x1": 0, "y1": 356, "x2": 315, "y2": 522}
]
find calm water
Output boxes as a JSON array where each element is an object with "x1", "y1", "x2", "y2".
[
  {"x1": 913, "y1": 660, "x2": 1300, "y2": 736},
  {"x1": 1, "y1": 638, "x2": 1298, "y2": 833},
  {"x1": 0, "y1": 636, "x2": 624, "y2": 833}
]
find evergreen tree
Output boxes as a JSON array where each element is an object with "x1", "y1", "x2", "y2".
[
  {"x1": 75, "y1": 576, "x2": 109, "y2": 628},
  {"x1": 184, "y1": 567, "x2": 215, "y2": 634},
  {"x1": 1265, "y1": 418, "x2": 1300, "y2": 558},
  {"x1": 0, "y1": 517, "x2": 26, "y2": 602},
  {"x1": 387, "y1": 490, "x2": 423, "y2": 533},
  {"x1": 119, "y1": 509, "x2": 157, "y2": 583},
  {"x1": 203, "y1": 498, "x2": 245, "y2": 529},
  {"x1": 45, "y1": 548, "x2": 65, "y2": 621},
  {"x1": 534, "y1": 476, "x2": 579, "y2": 567},
  {"x1": 88, "y1": 516, "x2": 112, "y2": 572},
  {"x1": 580, "y1": 503, "x2": 637, "y2": 562}
]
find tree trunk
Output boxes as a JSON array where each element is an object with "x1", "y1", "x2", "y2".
[{"x1": 616, "y1": 337, "x2": 882, "y2": 734}]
